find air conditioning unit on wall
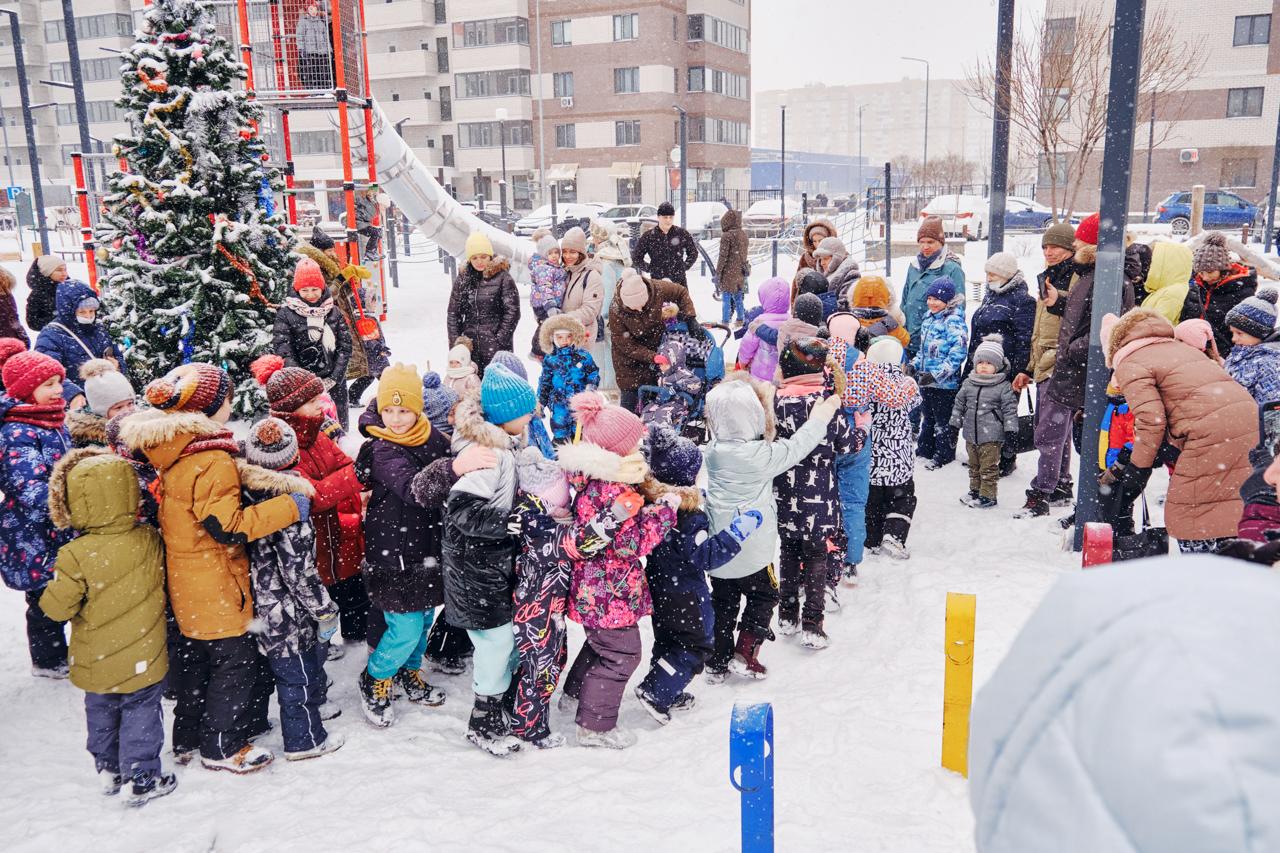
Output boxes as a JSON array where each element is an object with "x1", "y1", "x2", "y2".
[
  {"x1": 1179, "y1": 148, "x2": 1199, "y2": 164},
  {"x1": 560, "y1": 96, "x2": 574, "y2": 108}
]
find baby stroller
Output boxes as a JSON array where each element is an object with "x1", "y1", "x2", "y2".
[{"x1": 637, "y1": 321, "x2": 730, "y2": 441}]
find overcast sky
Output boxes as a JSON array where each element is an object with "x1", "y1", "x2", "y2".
[{"x1": 751, "y1": 0, "x2": 1048, "y2": 92}]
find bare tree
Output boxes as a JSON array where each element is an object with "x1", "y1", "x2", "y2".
[
  {"x1": 890, "y1": 154, "x2": 981, "y2": 190},
  {"x1": 965, "y1": 1, "x2": 1204, "y2": 218}
]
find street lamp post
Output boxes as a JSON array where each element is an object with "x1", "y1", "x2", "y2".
[
  {"x1": 61, "y1": 0, "x2": 94, "y2": 191},
  {"x1": 0, "y1": 11, "x2": 49, "y2": 251},
  {"x1": 495, "y1": 106, "x2": 509, "y2": 219},
  {"x1": 902, "y1": 56, "x2": 930, "y2": 182},
  {"x1": 1142, "y1": 89, "x2": 1156, "y2": 223},
  {"x1": 672, "y1": 105, "x2": 687, "y2": 228},
  {"x1": 780, "y1": 102, "x2": 787, "y2": 222}
]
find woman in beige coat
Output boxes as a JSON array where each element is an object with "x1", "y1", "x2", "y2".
[{"x1": 1106, "y1": 308, "x2": 1256, "y2": 550}]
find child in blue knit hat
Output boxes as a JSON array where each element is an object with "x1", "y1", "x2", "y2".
[
  {"x1": 910, "y1": 275, "x2": 968, "y2": 470},
  {"x1": 441, "y1": 363, "x2": 536, "y2": 756},
  {"x1": 421, "y1": 371, "x2": 460, "y2": 436}
]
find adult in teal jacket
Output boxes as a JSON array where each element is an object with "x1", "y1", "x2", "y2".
[
  {"x1": 969, "y1": 556, "x2": 1280, "y2": 852},
  {"x1": 902, "y1": 216, "x2": 966, "y2": 358}
]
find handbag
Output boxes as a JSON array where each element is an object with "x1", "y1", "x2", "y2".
[
  {"x1": 1111, "y1": 492, "x2": 1169, "y2": 562},
  {"x1": 1010, "y1": 388, "x2": 1037, "y2": 454}
]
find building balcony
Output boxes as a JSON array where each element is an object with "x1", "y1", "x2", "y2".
[
  {"x1": 449, "y1": 44, "x2": 530, "y2": 73},
  {"x1": 454, "y1": 145, "x2": 536, "y2": 173},
  {"x1": 368, "y1": 49, "x2": 434, "y2": 80},
  {"x1": 380, "y1": 96, "x2": 439, "y2": 125},
  {"x1": 364, "y1": 1, "x2": 434, "y2": 32},
  {"x1": 451, "y1": 96, "x2": 530, "y2": 123}
]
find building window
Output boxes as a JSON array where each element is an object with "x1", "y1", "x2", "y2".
[
  {"x1": 452, "y1": 17, "x2": 528, "y2": 48},
  {"x1": 615, "y1": 120, "x2": 641, "y2": 146},
  {"x1": 617, "y1": 178, "x2": 642, "y2": 205},
  {"x1": 551, "y1": 20, "x2": 571, "y2": 46},
  {"x1": 43, "y1": 13, "x2": 133, "y2": 43},
  {"x1": 1234, "y1": 14, "x2": 1270, "y2": 46},
  {"x1": 613, "y1": 13, "x2": 638, "y2": 41},
  {"x1": 439, "y1": 86, "x2": 452, "y2": 120},
  {"x1": 1227, "y1": 86, "x2": 1264, "y2": 117},
  {"x1": 687, "y1": 66, "x2": 748, "y2": 99},
  {"x1": 554, "y1": 181, "x2": 578, "y2": 203},
  {"x1": 55, "y1": 100, "x2": 122, "y2": 125},
  {"x1": 457, "y1": 120, "x2": 533, "y2": 148},
  {"x1": 688, "y1": 117, "x2": 749, "y2": 145},
  {"x1": 49, "y1": 57, "x2": 120, "y2": 84},
  {"x1": 1037, "y1": 153, "x2": 1069, "y2": 186},
  {"x1": 1044, "y1": 17, "x2": 1076, "y2": 53},
  {"x1": 442, "y1": 134, "x2": 455, "y2": 167},
  {"x1": 614, "y1": 67, "x2": 639, "y2": 94},
  {"x1": 686, "y1": 14, "x2": 747, "y2": 52},
  {"x1": 553, "y1": 71, "x2": 574, "y2": 98},
  {"x1": 436, "y1": 37, "x2": 449, "y2": 72},
  {"x1": 433, "y1": 0, "x2": 447, "y2": 25},
  {"x1": 294, "y1": 130, "x2": 340, "y2": 156},
  {"x1": 455, "y1": 69, "x2": 531, "y2": 99},
  {"x1": 388, "y1": 45, "x2": 397, "y2": 54},
  {"x1": 1221, "y1": 157, "x2": 1258, "y2": 188},
  {"x1": 555, "y1": 124, "x2": 576, "y2": 148}
]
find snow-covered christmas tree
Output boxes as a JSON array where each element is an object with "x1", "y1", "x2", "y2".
[{"x1": 97, "y1": 0, "x2": 294, "y2": 416}]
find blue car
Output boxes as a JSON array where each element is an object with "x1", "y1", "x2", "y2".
[
  {"x1": 1156, "y1": 190, "x2": 1258, "y2": 236},
  {"x1": 1003, "y1": 196, "x2": 1057, "y2": 231}
]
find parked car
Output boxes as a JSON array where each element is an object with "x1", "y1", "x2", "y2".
[
  {"x1": 473, "y1": 209, "x2": 520, "y2": 233},
  {"x1": 742, "y1": 198, "x2": 803, "y2": 237},
  {"x1": 1156, "y1": 190, "x2": 1258, "y2": 236},
  {"x1": 920, "y1": 194, "x2": 988, "y2": 241},
  {"x1": 514, "y1": 202, "x2": 606, "y2": 236},
  {"x1": 601, "y1": 204, "x2": 658, "y2": 228},
  {"x1": 683, "y1": 201, "x2": 729, "y2": 238},
  {"x1": 1001, "y1": 196, "x2": 1056, "y2": 231}
]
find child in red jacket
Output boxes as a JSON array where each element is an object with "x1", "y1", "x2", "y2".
[{"x1": 253, "y1": 355, "x2": 367, "y2": 656}]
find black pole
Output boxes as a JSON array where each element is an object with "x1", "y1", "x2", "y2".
[
  {"x1": 499, "y1": 118, "x2": 508, "y2": 219},
  {"x1": 387, "y1": 203, "x2": 400, "y2": 289},
  {"x1": 1074, "y1": 0, "x2": 1146, "y2": 550},
  {"x1": 780, "y1": 106, "x2": 786, "y2": 225},
  {"x1": 61, "y1": 0, "x2": 94, "y2": 190},
  {"x1": 679, "y1": 108, "x2": 687, "y2": 229},
  {"x1": 988, "y1": 0, "x2": 1014, "y2": 253},
  {"x1": 1267, "y1": 100, "x2": 1280, "y2": 253},
  {"x1": 4, "y1": 13, "x2": 49, "y2": 251},
  {"x1": 884, "y1": 161, "x2": 892, "y2": 279},
  {"x1": 1143, "y1": 94, "x2": 1156, "y2": 223}
]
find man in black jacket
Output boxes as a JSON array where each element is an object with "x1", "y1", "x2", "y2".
[{"x1": 631, "y1": 201, "x2": 698, "y2": 285}]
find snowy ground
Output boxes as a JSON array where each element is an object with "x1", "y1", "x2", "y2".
[{"x1": 0, "y1": 237, "x2": 1120, "y2": 852}]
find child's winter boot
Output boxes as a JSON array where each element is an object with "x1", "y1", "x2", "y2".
[
  {"x1": 98, "y1": 769, "x2": 123, "y2": 796},
  {"x1": 125, "y1": 771, "x2": 177, "y2": 807},
  {"x1": 466, "y1": 694, "x2": 522, "y2": 757},
  {"x1": 359, "y1": 669, "x2": 396, "y2": 727},
  {"x1": 1013, "y1": 489, "x2": 1051, "y2": 519},
  {"x1": 800, "y1": 620, "x2": 830, "y2": 650},
  {"x1": 633, "y1": 684, "x2": 671, "y2": 725},
  {"x1": 880, "y1": 534, "x2": 910, "y2": 560},
  {"x1": 395, "y1": 666, "x2": 446, "y2": 706},
  {"x1": 1047, "y1": 482, "x2": 1074, "y2": 507},
  {"x1": 670, "y1": 691, "x2": 697, "y2": 712},
  {"x1": 840, "y1": 563, "x2": 859, "y2": 587},
  {"x1": 729, "y1": 631, "x2": 768, "y2": 679},
  {"x1": 284, "y1": 732, "x2": 347, "y2": 762},
  {"x1": 776, "y1": 605, "x2": 800, "y2": 636},
  {"x1": 200, "y1": 744, "x2": 274, "y2": 774}
]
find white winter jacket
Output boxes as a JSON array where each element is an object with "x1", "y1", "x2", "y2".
[{"x1": 969, "y1": 556, "x2": 1280, "y2": 853}]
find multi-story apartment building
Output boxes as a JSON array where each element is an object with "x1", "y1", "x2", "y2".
[
  {"x1": 1044, "y1": 0, "x2": 1280, "y2": 209},
  {"x1": 754, "y1": 79, "x2": 996, "y2": 179},
  {"x1": 533, "y1": 0, "x2": 751, "y2": 207},
  {"x1": 0, "y1": 0, "x2": 751, "y2": 225}
]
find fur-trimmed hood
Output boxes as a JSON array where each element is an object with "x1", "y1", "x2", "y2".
[
  {"x1": 48, "y1": 446, "x2": 113, "y2": 530},
  {"x1": 116, "y1": 409, "x2": 231, "y2": 471},
  {"x1": 1107, "y1": 307, "x2": 1174, "y2": 365},
  {"x1": 706, "y1": 370, "x2": 777, "y2": 442},
  {"x1": 557, "y1": 441, "x2": 650, "y2": 485},
  {"x1": 235, "y1": 458, "x2": 315, "y2": 498},
  {"x1": 1074, "y1": 242, "x2": 1097, "y2": 268},
  {"x1": 638, "y1": 477, "x2": 702, "y2": 510},
  {"x1": 67, "y1": 408, "x2": 107, "y2": 447},
  {"x1": 538, "y1": 313, "x2": 588, "y2": 354},
  {"x1": 484, "y1": 256, "x2": 512, "y2": 279},
  {"x1": 803, "y1": 219, "x2": 837, "y2": 253},
  {"x1": 451, "y1": 391, "x2": 516, "y2": 451},
  {"x1": 296, "y1": 242, "x2": 342, "y2": 279},
  {"x1": 0, "y1": 265, "x2": 14, "y2": 296}
]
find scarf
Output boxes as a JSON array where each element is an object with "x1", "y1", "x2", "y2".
[
  {"x1": 276, "y1": 410, "x2": 325, "y2": 449},
  {"x1": 777, "y1": 373, "x2": 826, "y2": 397},
  {"x1": 3, "y1": 400, "x2": 66, "y2": 429},
  {"x1": 180, "y1": 428, "x2": 239, "y2": 458},
  {"x1": 447, "y1": 361, "x2": 476, "y2": 380},
  {"x1": 965, "y1": 370, "x2": 1010, "y2": 388},
  {"x1": 917, "y1": 250, "x2": 941, "y2": 271},
  {"x1": 285, "y1": 296, "x2": 337, "y2": 355},
  {"x1": 366, "y1": 415, "x2": 432, "y2": 447}
]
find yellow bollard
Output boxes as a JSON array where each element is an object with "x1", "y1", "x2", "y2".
[{"x1": 941, "y1": 591, "x2": 977, "y2": 777}]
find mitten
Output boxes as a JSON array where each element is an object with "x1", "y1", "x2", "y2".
[
  {"x1": 317, "y1": 616, "x2": 339, "y2": 642},
  {"x1": 728, "y1": 509, "x2": 764, "y2": 543},
  {"x1": 611, "y1": 491, "x2": 644, "y2": 521},
  {"x1": 290, "y1": 493, "x2": 312, "y2": 523}
]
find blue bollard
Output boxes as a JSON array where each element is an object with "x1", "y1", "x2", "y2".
[{"x1": 729, "y1": 702, "x2": 774, "y2": 853}]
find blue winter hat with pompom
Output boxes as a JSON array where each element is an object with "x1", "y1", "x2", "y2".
[
  {"x1": 421, "y1": 371, "x2": 459, "y2": 431},
  {"x1": 644, "y1": 424, "x2": 702, "y2": 487},
  {"x1": 1225, "y1": 288, "x2": 1278, "y2": 341}
]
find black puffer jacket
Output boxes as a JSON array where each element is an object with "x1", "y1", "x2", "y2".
[
  {"x1": 631, "y1": 224, "x2": 698, "y2": 285},
  {"x1": 1044, "y1": 243, "x2": 1133, "y2": 410},
  {"x1": 272, "y1": 296, "x2": 353, "y2": 384},
  {"x1": 440, "y1": 394, "x2": 520, "y2": 631},
  {"x1": 1184, "y1": 263, "x2": 1258, "y2": 357},
  {"x1": 446, "y1": 257, "x2": 520, "y2": 370},
  {"x1": 25, "y1": 261, "x2": 58, "y2": 332}
]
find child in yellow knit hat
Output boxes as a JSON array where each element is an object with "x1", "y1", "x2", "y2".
[{"x1": 356, "y1": 363, "x2": 453, "y2": 727}]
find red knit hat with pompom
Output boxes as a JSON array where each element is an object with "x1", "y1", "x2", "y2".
[
  {"x1": 292, "y1": 257, "x2": 327, "y2": 293},
  {"x1": 569, "y1": 390, "x2": 646, "y2": 455},
  {"x1": 0, "y1": 338, "x2": 64, "y2": 402},
  {"x1": 144, "y1": 363, "x2": 231, "y2": 417},
  {"x1": 249, "y1": 353, "x2": 324, "y2": 413}
]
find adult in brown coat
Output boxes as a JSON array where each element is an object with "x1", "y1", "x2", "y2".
[
  {"x1": 1107, "y1": 308, "x2": 1256, "y2": 548},
  {"x1": 715, "y1": 209, "x2": 750, "y2": 325},
  {"x1": 796, "y1": 219, "x2": 836, "y2": 273},
  {"x1": 608, "y1": 269, "x2": 700, "y2": 412}
]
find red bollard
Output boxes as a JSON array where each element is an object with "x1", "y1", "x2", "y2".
[{"x1": 1082, "y1": 522, "x2": 1113, "y2": 568}]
